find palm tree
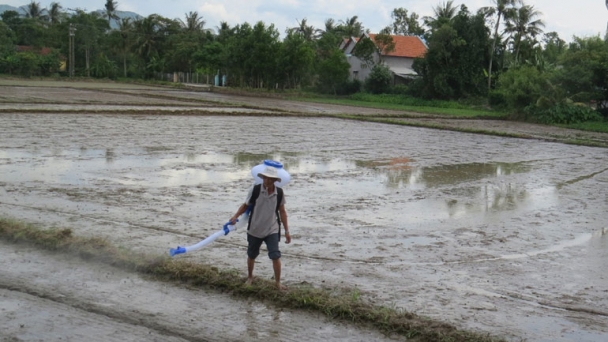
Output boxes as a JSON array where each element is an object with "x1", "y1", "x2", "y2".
[
  {"x1": 179, "y1": 11, "x2": 207, "y2": 33},
  {"x1": 337, "y1": 16, "x2": 364, "y2": 37},
  {"x1": 289, "y1": 18, "x2": 315, "y2": 41},
  {"x1": 117, "y1": 17, "x2": 132, "y2": 77},
  {"x1": 482, "y1": 0, "x2": 519, "y2": 90},
  {"x1": 133, "y1": 15, "x2": 161, "y2": 63},
  {"x1": 104, "y1": 0, "x2": 119, "y2": 26},
  {"x1": 313, "y1": 18, "x2": 337, "y2": 39},
  {"x1": 322, "y1": 18, "x2": 336, "y2": 33},
  {"x1": 215, "y1": 21, "x2": 233, "y2": 42},
  {"x1": 423, "y1": 0, "x2": 458, "y2": 31},
  {"x1": 505, "y1": 4, "x2": 545, "y2": 61},
  {"x1": 23, "y1": 1, "x2": 48, "y2": 22},
  {"x1": 47, "y1": 2, "x2": 64, "y2": 25}
]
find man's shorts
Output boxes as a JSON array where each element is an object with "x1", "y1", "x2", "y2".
[{"x1": 247, "y1": 233, "x2": 281, "y2": 260}]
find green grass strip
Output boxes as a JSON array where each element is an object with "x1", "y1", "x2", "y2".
[
  {"x1": 0, "y1": 217, "x2": 505, "y2": 342},
  {"x1": 560, "y1": 121, "x2": 608, "y2": 133},
  {"x1": 336, "y1": 115, "x2": 531, "y2": 138},
  {"x1": 287, "y1": 96, "x2": 506, "y2": 118}
]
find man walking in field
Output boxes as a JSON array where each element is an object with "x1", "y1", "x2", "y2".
[{"x1": 230, "y1": 166, "x2": 291, "y2": 290}]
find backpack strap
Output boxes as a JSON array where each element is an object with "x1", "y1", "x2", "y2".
[
  {"x1": 276, "y1": 187, "x2": 284, "y2": 235},
  {"x1": 247, "y1": 184, "x2": 262, "y2": 230}
]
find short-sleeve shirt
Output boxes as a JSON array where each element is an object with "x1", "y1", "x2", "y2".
[{"x1": 244, "y1": 185, "x2": 286, "y2": 238}]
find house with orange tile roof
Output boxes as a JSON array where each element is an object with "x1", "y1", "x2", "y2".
[
  {"x1": 340, "y1": 36, "x2": 359, "y2": 55},
  {"x1": 343, "y1": 33, "x2": 427, "y2": 85},
  {"x1": 16, "y1": 46, "x2": 66, "y2": 72}
]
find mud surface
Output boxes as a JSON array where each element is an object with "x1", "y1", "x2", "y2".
[{"x1": 1, "y1": 80, "x2": 608, "y2": 341}]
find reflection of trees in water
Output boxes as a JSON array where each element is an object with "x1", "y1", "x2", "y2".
[
  {"x1": 357, "y1": 157, "x2": 414, "y2": 188},
  {"x1": 440, "y1": 183, "x2": 528, "y2": 217},
  {"x1": 483, "y1": 183, "x2": 528, "y2": 211},
  {"x1": 420, "y1": 162, "x2": 528, "y2": 187},
  {"x1": 232, "y1": 152, "x2": 301, "y2": 170},
  {"x1": 184, "y1": 152, "x2": 197, "y2": 162},
  {"x1": 233, "y1": 152, "x2": 269, "y2": 166},
  {"x1": 384, "y1": 168, "x2": 415, "y2": 188},
  {"x1": 105, "y1": 148, "x2": 114, "y2": 163},
  {"x1": 368, "y1": 161, "x2": 530, "y2": 188},
  {"x1": 144, "y1": 146, "x2": 173, "y2": 154}
]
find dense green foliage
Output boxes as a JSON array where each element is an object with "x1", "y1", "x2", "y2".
[
  {"x1": 364, "y1": 64, "x2": 392, "y2": 94},
  {"x1": 526, "y1": 102, "x2": 602, "y2": 124},
  {"x1": 412, "y1": 5, "x2": 489, "y2": 99},
  {"x1": 351, "y1": 93, "x2": 480, "y2": 110},
  {"x1": 1, "y1": 0, "x2": 607, "y2": 124}
]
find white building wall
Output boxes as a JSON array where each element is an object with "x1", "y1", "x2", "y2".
[
  {"x1": 347, "y1": 52, "x2": 381, "y2": 81},
  {"x1": 383, "y1": 56, "x2": 414, "y2": 70}
]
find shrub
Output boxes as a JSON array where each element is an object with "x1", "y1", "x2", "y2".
[
  {"x1": 335, "y1": 78, "x2": 362, "y2": 95},
  {"x1": 16, "y1": 52, "x2": 38, "y2": 77},
  {"x1": 496, "y1": 65, "x2": 546, "y2": 111},
  {"x1": 349, "y1": 92, "x2": 473, "y2": 110},
  {"x1": 526, "y1": 103, "x2": 603, "y2": 124},
  {"x1": 596, "y1": 107, "x2": 608, "y2": 119},
  {"x1": 390, "y1": 84, "x2": 409, "y2": 95},
  {"x1": 364, "y1": 64, "x2": 392, "y2": 94},
  {"x1": 488, "y1": 90, "x2": 506, "y2": 107}
]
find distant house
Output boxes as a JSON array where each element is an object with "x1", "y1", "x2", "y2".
[
  {"x1": 343, "y1": 33, "x2": 427, "y2": 85},
  {"x1": 16, "y1": 45, "x2": 66, "y2": 72},
  {"x1": 16, "y1": 46, "x2": 52, "y2": 55},
  {"x1": 339, "y1": 36, "x2": 359, "y2": 55}
]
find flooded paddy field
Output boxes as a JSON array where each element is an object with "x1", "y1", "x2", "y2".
[{"x1": 1, "y1": 81, "x2": 608, "y2": 341}]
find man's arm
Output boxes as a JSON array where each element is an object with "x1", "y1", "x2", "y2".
[
  {"x1": 279, "y1": 204, "x2": 291, "y2": 244},
  {"x1": 230, "y1": 203, "x2": 249, "y2": 225}
]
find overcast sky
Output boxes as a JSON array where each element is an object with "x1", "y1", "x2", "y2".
[{"x1": 4, "y1": 0, "x2": 607, "y2": 42}]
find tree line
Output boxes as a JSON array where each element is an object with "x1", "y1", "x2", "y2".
[{"x1": 1, "y1": 0, "x2": 608, "y2": 123}]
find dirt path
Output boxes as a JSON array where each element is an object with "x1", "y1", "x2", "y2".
[{"x1": 1, "y1": 80, "x2": 608, "y2": 342}]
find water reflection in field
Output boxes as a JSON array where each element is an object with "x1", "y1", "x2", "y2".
[{"x1": 0, "y1": 148, "x2": 557, "y2": 220}]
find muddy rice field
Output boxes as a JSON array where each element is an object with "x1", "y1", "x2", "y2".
[{"x1": 1, "y1": 79, "x2": 608, "y2": 342}]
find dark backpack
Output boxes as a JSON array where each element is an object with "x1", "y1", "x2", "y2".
[{"x1": 247, "y1": 184, "x2": 284, "y2": 235}]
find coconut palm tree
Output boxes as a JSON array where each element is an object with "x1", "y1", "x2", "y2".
[
  {"x1": 423, "y1": 0, "x2": 458, "y2": 31},
  {"x1": 215, "y1": 21, "x2": 233, "y2": 42},
  {"x1": 104, "y1": 0, "x2": 119, "y2": 26},
  {"x1": 313, "y1": 18, "x2": 338, "y2": 40},
  {"x1": 47, "y1": 2, "x2": 64, "y2": 25},
  {"x1": 133, "y1": 15, "x2": 162, "y2": 63},
  {"x1": 482, "y1": 0, "x2": 519, "y2": 90},
  {"x1": 289, "y1": 18, "x2": 315, "y2": 41},
  {"x1": 337, "y1": 16, "x2": 364, "y2": 37},
  {"x1": 321, "y1": 18, "x2": 336, "y2": 34},
  {"x1": 117, "y1": 17, "x2": 133, "y2": 77},
  {"x1": 179, "y1": 11, "x2": 208, "y2": 33},
  {"x1": 23, "y1": 1, "x2": 48, "y2": 22},
  {"x1": 505, "y1": 4, "x2": 545, "y2": 61}
]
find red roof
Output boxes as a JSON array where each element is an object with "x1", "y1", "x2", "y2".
[
  {"x1": 16, "y1": 46, "x2": 52, "y2": 55},
  {"x1": 368, "y1": 34, "x2": 427, "y2": 58}
]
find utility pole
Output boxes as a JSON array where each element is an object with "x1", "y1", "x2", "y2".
[{"x1": 69, "y1": 24, "x2": 76, "y2": 77}]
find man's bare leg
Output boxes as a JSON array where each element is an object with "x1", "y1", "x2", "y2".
[
  {"x1": 246, "y1": 257, "x2": 255, "y2": 285},
  {"x1": 272, "y1": 258, "x2": 286, "y2": 290}
]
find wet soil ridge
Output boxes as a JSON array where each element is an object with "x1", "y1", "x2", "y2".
[
  {"x1": 340, "y1": 115, "x2": 608, "y2": 148},
  {"x1": 2, "y1": 81, "x2": 607, "y2": 147},
  {"x1": 0, "y1": 218, "x2": 505, "y2": 342},
  {"x1": 0, "y1": 282, "x2": 203, "y2": 342},
  {"x1": 2, "y1": 80, "x2": 607, "y2": 341}
]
